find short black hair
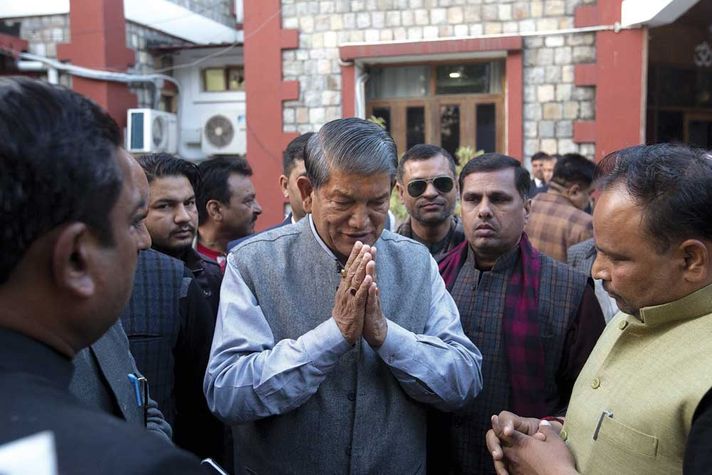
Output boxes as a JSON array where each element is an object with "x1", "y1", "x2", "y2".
[
  {"x1": 137, "y1": 153, "x2": 200, "y2": 192},
  {"x1": 196, "y1": 155, "x2": 253, "y2": 224},
  {"x1": 458, "y1": 153, "x2": 531, "y2": 199},
  {"x1": 397, "y1": 144, "x2": 457, "y2": 183},
  {"x1": 283, "y1": 133, "x2": 313, "y2": 176},
  {"x1": 596, "y1": 143, "x2": 712, "y2": 252},
  {"x1": 530, "y1": 151, "x2": 551, "y2": 162},
  {"x1": 551, "y1": 153, "x2": 596, "y2": 187},
  {"x1": 0, "y1": 77, "x2": 123, "y2": 284}
]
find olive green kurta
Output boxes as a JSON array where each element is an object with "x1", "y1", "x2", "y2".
[{"x1": 563, "y1": 283, "x2": 712, "y2": 474}]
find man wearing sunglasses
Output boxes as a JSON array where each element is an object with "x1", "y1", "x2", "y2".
[
  {"x1": 396, "y1": 144, "x2": 465, "y2": 263},
  {"x1": 430, "y1": 153, "x2": 605, "y2": 475}
]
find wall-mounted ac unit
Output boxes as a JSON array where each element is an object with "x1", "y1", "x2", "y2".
[
  {"x1": 127, "y1": 109, "x2": 178, "y2": 154},
  {"x1": 201, "y1": 111, "x2": 245, "y2": 156}
]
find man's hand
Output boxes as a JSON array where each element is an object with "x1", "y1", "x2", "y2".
[
  {"x1": 362, "y1": 247, "x2": 388, "y2": 348},
  {"x1": 333, "y1": 242, "x2": 373, "y2": 345},
  {"x1": 498, "y1": 421, "x2": 577, "y2": 475},
  {"x1": 485, "y1": 411, "x2": 545, "y2": 475}
]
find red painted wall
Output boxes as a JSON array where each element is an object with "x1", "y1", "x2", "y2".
[
  {"x1": 596, "y1": 0, "x2": 646, "y2": 160},
  {"x1": 0, "y1": 32, "x2": 28, "y2": 55},
  {"x1": 57, "y1": 0, "x2": 136, "y2": 130},
  {"x1": 243, "y1": 0, "x2": 299, "y2": 229},
  {"x1": 574, "y1": 0, "x2": 646, "y2": 161}
]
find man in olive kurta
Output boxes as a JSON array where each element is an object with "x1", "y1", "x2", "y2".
[{"x1": 486, "y1": 143, "x2": 712, "y2": 475}]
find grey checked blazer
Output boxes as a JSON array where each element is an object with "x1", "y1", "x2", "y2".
[{"x1": 70, "y1": 321, "x2": 172, "y2": 440}]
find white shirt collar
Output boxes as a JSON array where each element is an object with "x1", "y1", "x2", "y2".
[{"x1": 308, "y1": 214, "x2": 340, "y2": 261}]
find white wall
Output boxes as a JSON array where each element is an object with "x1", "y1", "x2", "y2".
[{"x1": 173, "y1": 47, "x2": 246, "y2": 161}]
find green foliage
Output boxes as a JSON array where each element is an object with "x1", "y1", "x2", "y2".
[
  {"x1": 454, "y1": 145, "x2": 484, "y2": 175},
  {"x1": 367, "y1": 115, "x2": 387, "y2": 129},
  {"x1": 389, "y1": 187, "x2": 408, "y2": 225}
]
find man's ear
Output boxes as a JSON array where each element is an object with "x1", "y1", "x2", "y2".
[
  {"x1": 52, "y1": 223, "x2": 96, "y2": 298},
  {"x1": 523, "y1": 197, "x2": 532, "y2": 225},
  {"x1": 679, "y1": 239, "x2": 712, "y2": 284},
  {"x1": 566, "y1": 183, "x2": 581, "y2": 198},
  {"x1": 206, "y1": 199, "x2": 222, "y2": 221},
  {"x1": 297, "y1": 176, "x2": 314, "y2": 213},
  {"x1": 395, "y1": 182, "x2": 406, "y2": 203},
  {"x1": 279, "y1": 174, "x2": 289, "y2": 198}
]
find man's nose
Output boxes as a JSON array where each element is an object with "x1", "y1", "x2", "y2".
[
  {"x1": 254, "y1": 200, "x2": 263, "y2": 215},
  {"x1": 421, "y1": 182, "x2": 439, "y2": 198},
  {"x1": 349, "y1": 204, "x2": 369, "y2": 229},
  {"x1": 477, "y1": 199, "x2": 493, "y2": 218},
  {"x1": 137, "y1": 222, "x2": 152, "y2": 250},
  {"x1": 591, "y1": 254, "x2": 607, "y2": 281},
  {"x1": 175, "y1": 204, "x2": 191, "y2": 223}
]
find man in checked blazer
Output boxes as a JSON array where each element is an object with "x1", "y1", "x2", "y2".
[
  {"x1": 121, "y1": 248, "x2": 226, "y2": 463},
  {"x1": 567, "y1": 238, "x2": 619, "y2": 322},
  {"x1": 70, "y1": 321, "x2": 172, "y2": 439}
]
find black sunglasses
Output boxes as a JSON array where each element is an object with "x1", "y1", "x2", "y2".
[{"x1": 406, "y1": 176, "x2": 455, "y2": 197}]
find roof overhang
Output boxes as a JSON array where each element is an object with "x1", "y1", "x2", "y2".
[
  {"x1": 0, "y1": 0, "x2": 241, "y2": 45},
  {"x1": 621, "y1": 0, "x2": 700, "y2": 27}
]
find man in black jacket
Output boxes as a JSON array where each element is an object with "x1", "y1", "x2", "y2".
[
  {"x1": 0, "y1": 77, "x2": 204, "y2": 474},
  {"x1": 138, "y1": 153, "x2": 222, "y2": 315}
]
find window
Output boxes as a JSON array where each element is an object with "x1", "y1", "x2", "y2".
[
  {"x1": 366, "y1": 61, "x2": 505, "y2": 157},
  {"x1": 202, "y1": 66, "x2": 244, "y2": 92}
]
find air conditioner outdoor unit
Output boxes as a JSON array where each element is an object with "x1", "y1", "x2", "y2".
[
  {"x1": 127, "y1": 108, "x2": 178, "y2": 154},
  {"x1": 201, "y1": 111, "x2": 246, "y2": 156}
]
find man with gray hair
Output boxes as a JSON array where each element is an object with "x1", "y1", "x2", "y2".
[{"x1": 205, "y1": 117, "x2": 483, "y2": 473}]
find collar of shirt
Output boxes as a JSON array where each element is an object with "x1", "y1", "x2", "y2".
[
  {"x1": 196, "y1": 242, "x2": 226, "y2": 267},
  {"x1": 467, "y1": 237, "x2": 522, "y2": 274},
  {"x1": 0, "y1": 328, "x2": 74, "y2": 390},
  {"x1": 308, "y1": 214, "x2": 340, "y2": 262},
  {"x1": 638, "y1": 282, "x2": 712, "y2": 328}
]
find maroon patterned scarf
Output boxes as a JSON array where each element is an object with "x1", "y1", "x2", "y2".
[{"x1": 439, "y1": 234, "x2": 546, "y2": 417}]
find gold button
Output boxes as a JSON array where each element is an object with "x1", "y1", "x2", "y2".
[
  {"x1": 618, "y1": 320, "x2": 628, "y2": 330},
  {"x1": 591, "y1": 377, "x2": 601, "y2": 389},
  {"x1": 559, "y1": 429, "x2": 568, "y2": 441}
]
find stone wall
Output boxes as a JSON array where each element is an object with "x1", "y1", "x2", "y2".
[
  {"x1": 167, "y1": 0, "x2": 236, "y2": 28},
  {"x1": 10, "y1": 15, "x2": 70, "y2": 86},
  {"x1": 280, "y1": 0, "x2": 599, "y2": 159},
  {"x1": 126, "y1": 21, "x2": 191, "y2": 108},
  {"x1": 15, "y1": 14, "x2": 68, "y2": 59}
]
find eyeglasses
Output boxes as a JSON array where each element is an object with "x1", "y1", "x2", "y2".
[{"x1": 406, "y1": 176, "x2": 455, "y2": 198}]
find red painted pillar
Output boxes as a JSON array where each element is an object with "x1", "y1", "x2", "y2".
[
  {"x1": 341, "y1": 64, "x2": 355, "y2": 118},
  {"x1": 57, "y1": 0, "x2": 136, "y2": 130},
  {"x1": 243, "y1": 0, "x2": 299, "y2": 229},
  {"x1": 506, "y1": 50, "x2": 523, "y2": 160},
  {"x1": 0, "y1": 33, "x2": 28, "y2": 55},
  {"x1": 573, "y1": 0, "x2": 646, "y2": 161},
  {"x1": 595, "y1": 0, "x2": 646, "y2": 160}
]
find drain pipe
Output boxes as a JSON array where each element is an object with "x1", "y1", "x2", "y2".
[{"x1": 18, "y1": 51, "x2": 181, "y2": 109}]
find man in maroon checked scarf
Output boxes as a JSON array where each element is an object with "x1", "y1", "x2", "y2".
[{"x1": 428, "y1": 153, "x2": 605, "y2": 475}]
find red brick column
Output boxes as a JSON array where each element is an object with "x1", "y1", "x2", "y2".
[
  {"x1": 57, "y1": 0, "x2": 137, "y2": 130},
  {"x1": 0, "y1": 32, "x2": 28, "y2": 56},
  {"x1": 243, "y1": 0, "x2": 299, "y2": 229},
  {"x1": 573, "y1": 0, "x2": 647, "y2": 161}
]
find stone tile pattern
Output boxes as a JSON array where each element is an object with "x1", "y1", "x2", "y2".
[
  {"x1": 166, "y1": 0, "x2": 236, "y2": 28},
  {"x1": 281, "y1": 0, "x2": 597, "y2": 158},
  {"x1": 126, "y1": 21, "x2": 191, "y2": 108}
]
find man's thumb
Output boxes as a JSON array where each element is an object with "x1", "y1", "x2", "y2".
[{"x1": 533, "y1": 419, "x2": 557, "y2": 441}]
